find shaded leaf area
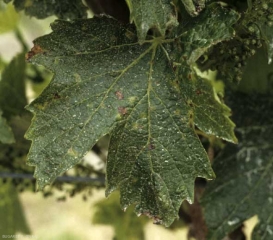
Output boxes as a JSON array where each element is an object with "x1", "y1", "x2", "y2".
[
  {"x1": 0, "y1": 110, "x2": 14, "y2": 144},
  {"x1": 201, "y1": 92, "x2": 273, "y2": 240},
  {"x1": 3, "y1": 0, "x2": 87, "y2": 19},
  {"x1": 238, "y1": 47, "x2": 273, "y2": 94},
  {"x1": 0, "y1": 53, "x2": 33, "y2": 175},
  {"x1": 244, "y1": 0, "x2": 273, "y2": 64},
  {"x1": 0, "y1": 53, "x2": 27, "y2": 144},
  {"x1": 125, "y1": 0, "x2": 178, "y2": 41},
  {"x1": 85, "y1": 0, "x2": 130, "y2": 23},
  {"x1": 0, "y1": 180, "x2": 31, "y2": 235},
  {"x1": 0, "y1": 114, "x2": 32, "y2": 173},
  {"x1": 93, "y1": 191, "x2": 148, "y2": 240},
  {"x1": 26, "y1": 4, "x2": 238, "y2": 226},
  {"x1": 0, "y1": 53, "x2": 27, "y2": 119}
]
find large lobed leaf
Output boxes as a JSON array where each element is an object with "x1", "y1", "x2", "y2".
[
  {"x1": 4, "y1": 0, "x2": 87, "y2": 19},
  {"x1": 26, "y1": 4, "x2": 238, "y2": 226},
  {"x1": 202, "y1": 92, "x2": 273, "y2": 239}
]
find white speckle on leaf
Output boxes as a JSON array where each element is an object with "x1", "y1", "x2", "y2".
[{"x1": 228, "y1": 218, "x2": 240, "y2": 226}]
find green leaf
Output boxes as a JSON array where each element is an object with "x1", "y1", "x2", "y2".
[
  {"x1": 125, "y1": 0, "x2": 178, "y2": 41},
  {"x1": 260, "y1": 23, "x2": 273, "y2": 64},
  {"x1": 201, "y1": 93, "x2": 273, "y2": 240},
  {"x1": 0, "y1": 180, "x2": 31, "y2": 235},
  {"x1": 0, "y1": 110, "x2": 15, "y2": 144},
  {"x1": 178, "y1": 3, "x2": 238, "y2": 65},
  {"x1": 0, "y1": 53, "x2": 27, "y2": 119},
  {"x1": 4, "y1": 0, "x2": 87, "y2": 19},
  {"x1": 26, "y1": 4, "x2": 238, "y2": 226}
]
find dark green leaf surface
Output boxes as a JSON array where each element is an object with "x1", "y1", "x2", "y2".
[
  {"x1": 0, "y1": 110, "x2": 14, "y2": 144},
  {"x1": 0, "y1": 53, "x2": 27, "y2": 119},
  {"x1": 258, "y1": 1, "x2": 273, "y2": 64},
  {"x1": 26, "y1": 5, "x2": 238, "y2": 226},
  {"x1": 202, "y1": 93, "x2": 273, "y2": 240},
  {"x1": 261, "y1": 23, "x2": 273, "y2": 64},
  {"x1": 125, "y1": 0, "x2": 178, "y2": 41},
  {"x1": 4, "y1": 0, "x2": 87, "y2": 19},
  {"x1": 178, "y1": 3, "x2": 238, "y2": 65}
]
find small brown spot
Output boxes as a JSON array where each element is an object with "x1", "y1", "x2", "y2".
[
  {"x1": 115, "y1": 91, "x2": 124, "y2": 100},
  {"x1": 188, "y1": 74, "x2": 192, "y2": 80},
  {"x1": 118, "y1": 107, "x2": 127, "y2": 115},
  {"x1": 53, "y1": 93, "x2": 61, "y2": 99},
  {"x1": 125, "y1": 30, "x2": 135, "y2": 40},
  {"x1": 142, "y1": 211, "x2": 162, "y2": 224},
  {"x1": 196, "y1": 90, "x2": 202, "y2": 95},
  {"x1": 26, "y1": 44, "x2": 45, "y2": 61},
  {"x1": 148, "y1": 143, "x2": 155, "y2": 150}
]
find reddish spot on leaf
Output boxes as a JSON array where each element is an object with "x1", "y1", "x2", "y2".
[
  {"x1": 115, "y1": 91, "x2": 124, "y2": 100},
  {"x1": 118, "y1": 106, "x2": 127, "y2": 115},
  {"x1": 53, "y1": 93, "x2": 61, "y2": 99},
  {"x1": 26, "y1": 44, "x2": 45, "y2": 61},
  {"x1": 148, "y1": 143, "x2": 155, "y2": 150},
  {"x1": 142, "y1": 211, "x2": 162, "y2": 225},
  {"x1": 196, "y1": 90, "x2": 202, "y2": 95}
]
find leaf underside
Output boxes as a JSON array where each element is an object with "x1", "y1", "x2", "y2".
[
  {"x1": 202, "y1": 93, "x2": 273, "y2": 240},
  {"x1": 26, "y1": 4, "x2": 238, "y2": 226}
]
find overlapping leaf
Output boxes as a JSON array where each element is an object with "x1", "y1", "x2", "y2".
[
  {"x1": 4, "y1": 0, "x2": 87, "y2": 19},
  {"x1": 26, "y1": 4, "x2": 238, "y2": 226},
  {"x1": 125, "y1": 0, "x2": 178, "y2": 41},
  {"x1": 202, "y1": 93, "x2": 273, "y2": 239}
]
